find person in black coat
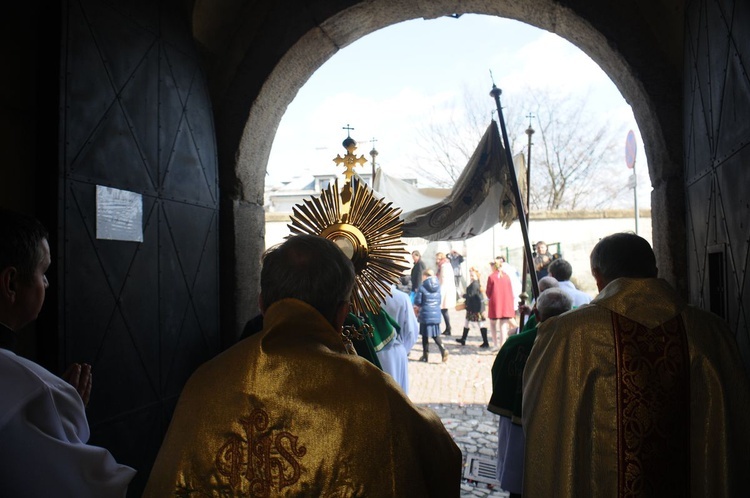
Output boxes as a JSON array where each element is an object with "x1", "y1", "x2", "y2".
[
  {"x1": 410, "y1": 250, "x2": 426, "y2": 297},
  {"x1": 456, "y1": 267, "x2": 489, "y2": 347}
]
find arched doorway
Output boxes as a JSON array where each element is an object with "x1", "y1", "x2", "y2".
[{"x1": 190, "y1": 0, "x2": 684, "y2": 338}]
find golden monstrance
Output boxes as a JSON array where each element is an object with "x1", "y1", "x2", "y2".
[{"x1": 288, "y1": 129, "x2": 409, "y2": 336}]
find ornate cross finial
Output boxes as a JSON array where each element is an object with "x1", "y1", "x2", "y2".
[
  {"x1": 343, "y1": 124, "x2": 355, "y2": 138},
  {"x1": 526, "y1": 113, "x2": 535, "y2": 127},
  {"x1": 334, "y1": 146, "x2": 367, "y2": 181},
  {"x1": 333, "y1": 126, "x2": 367, "y2": 181}
]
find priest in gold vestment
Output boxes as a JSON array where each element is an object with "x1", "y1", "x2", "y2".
[
  {"x1": 144, "y1": 234, "x2": 461, "y2": 497},
  {"x1": 523, "y1": 232, "x2": 750, "y2": 497}
]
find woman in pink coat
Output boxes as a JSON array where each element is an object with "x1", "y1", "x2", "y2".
[{"x1": 485, "y1": 257, "x2": 517, "y2": 348}]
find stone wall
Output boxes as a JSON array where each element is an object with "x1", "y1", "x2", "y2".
[{"x1": 266, "y1": 210, "x2": 652, "y2": 296}]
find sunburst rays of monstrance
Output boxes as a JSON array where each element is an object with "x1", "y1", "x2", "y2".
[{"x1": 288, "y1": 175, "x2": 410, "y2": 317}]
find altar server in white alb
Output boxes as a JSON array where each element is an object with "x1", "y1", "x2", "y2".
[
  {"x1": 0, "y1": 208, "x2": 135, "y2": 497},
  {"x1": 378, "y1": 283, "x2": 419, "y2": 393}
]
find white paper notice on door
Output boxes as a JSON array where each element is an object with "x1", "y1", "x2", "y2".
[{"x1": 96, "y1": 185, "x2": 143, "y2": 242}]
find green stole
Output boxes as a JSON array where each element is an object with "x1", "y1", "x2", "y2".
[
  {"x1": 487, "y1": 326, "x2": 537, "y2": 424},
  {"x1": 344, "y1": 312, "x2": 383, "y2": 370}
]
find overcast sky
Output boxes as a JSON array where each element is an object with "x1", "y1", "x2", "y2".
[{"x1": 265, "y1": 14, "x2": 650, "y2": 208}]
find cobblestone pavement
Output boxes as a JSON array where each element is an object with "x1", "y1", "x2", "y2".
[{"x1": 407, "y1": 307, "x2": 510, "y2": 498}]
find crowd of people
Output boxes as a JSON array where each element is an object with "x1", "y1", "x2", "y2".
[{"x1": 2, "y1": 206, "x2": 749, "y2": 496}]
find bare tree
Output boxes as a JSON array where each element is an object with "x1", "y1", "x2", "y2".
[
  {"x1": 411, "y1": 86, "x2": 493, "y2": 187},
  {"x1": 519, "y1": 91, "x2": 626, "y2": 210},
  {"x1": 411, "y1": 87, "x2": 631, "y2": 210}
]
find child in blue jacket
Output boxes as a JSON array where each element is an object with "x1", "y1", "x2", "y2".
[{"x1": 413, "y1": 269, "x2": 449, "y2": 363}]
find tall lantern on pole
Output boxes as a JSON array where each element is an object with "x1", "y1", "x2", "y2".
[{"x1": 625, "y1": 130, "x2": 639, "y2": 234}]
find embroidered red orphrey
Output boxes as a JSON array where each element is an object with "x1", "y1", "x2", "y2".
[{"x1": 613, "y1": 314, "x2": 690, "y2": 497}]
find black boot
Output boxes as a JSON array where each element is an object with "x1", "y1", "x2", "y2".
[
  {"x1": 441, "y1": 309, "x2": 452, "y2": 335},
  {"x1": 480, "y1": 327, "x2": 489, "y2": 348},
  {"x1": 456, "y1": 327, "x2": 469, "y2": 345},
  {"x1": 435, "y1": 336, "x2": 448, "y2": 362}
]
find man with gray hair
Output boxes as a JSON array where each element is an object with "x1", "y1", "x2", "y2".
[
  {"x1": 523, "y1": 232, "x2": 750, "y2": 497},
  {"x1": 534, "y1": 287, "x2": 574, "y2": 322},
  {"x1": 488, "y1": 286, "x2": 572, "y2": 498},
  {"x1": 145, "y1": 234, "x2": 461, "y2": 497},
  {"x1": 517, "y1": 276, "x2": 559, "y2": 334},
  {"x1": 537, "y1": 275, "x2": 559, "y2": 291}
]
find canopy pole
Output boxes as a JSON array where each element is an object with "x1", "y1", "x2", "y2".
[
  {"x1": 518, "y1": 117, "x2": 535, "y2": 330},
  {"x1": 490, "y1": 84, "x2": 539, "y2": 300}
]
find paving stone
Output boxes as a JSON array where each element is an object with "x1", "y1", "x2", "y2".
[
  {"x1": 409, "y1": 305, "x2": 508, "y2": 497},
  {"x1": 477, "y1": 423, "x2": 497, "y2": 433}
]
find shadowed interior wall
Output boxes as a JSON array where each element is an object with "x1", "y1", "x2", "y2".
[
  {"x1": 0, "y1": 5, "x2": 42, "y2": 214},
  {"x1": 59, "y1": 1, "x2": 220, "y2": 494},
  {"x1": 684, "y1": 0, "x2": 750, "y2": 371},
  {"x1": 0, "y1": 4, "x2": 60, "y2": 361}
]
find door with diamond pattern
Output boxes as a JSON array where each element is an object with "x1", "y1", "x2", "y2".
[{"x1": 59, "y1": 2, "x2": 220, "y2": 495}]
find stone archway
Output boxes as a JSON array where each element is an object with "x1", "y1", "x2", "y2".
[{"x1": 191, "y1": 0, "x2": 685, "y2": 338}]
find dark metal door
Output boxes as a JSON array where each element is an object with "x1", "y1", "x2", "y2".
[
  {"x1": 684, "y1": 0, "x2": 750, "y2": 370},
  {"x1": 59, "y1": 1, "x2": 220, "y2": 494}
]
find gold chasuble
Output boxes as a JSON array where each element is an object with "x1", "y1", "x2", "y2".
[
  {"x1": 144, "y1": 299, "x2": 461, "y2": 497},
  {"x1": 522, "y1": 278, "x2": 750, "y2": 498}
]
